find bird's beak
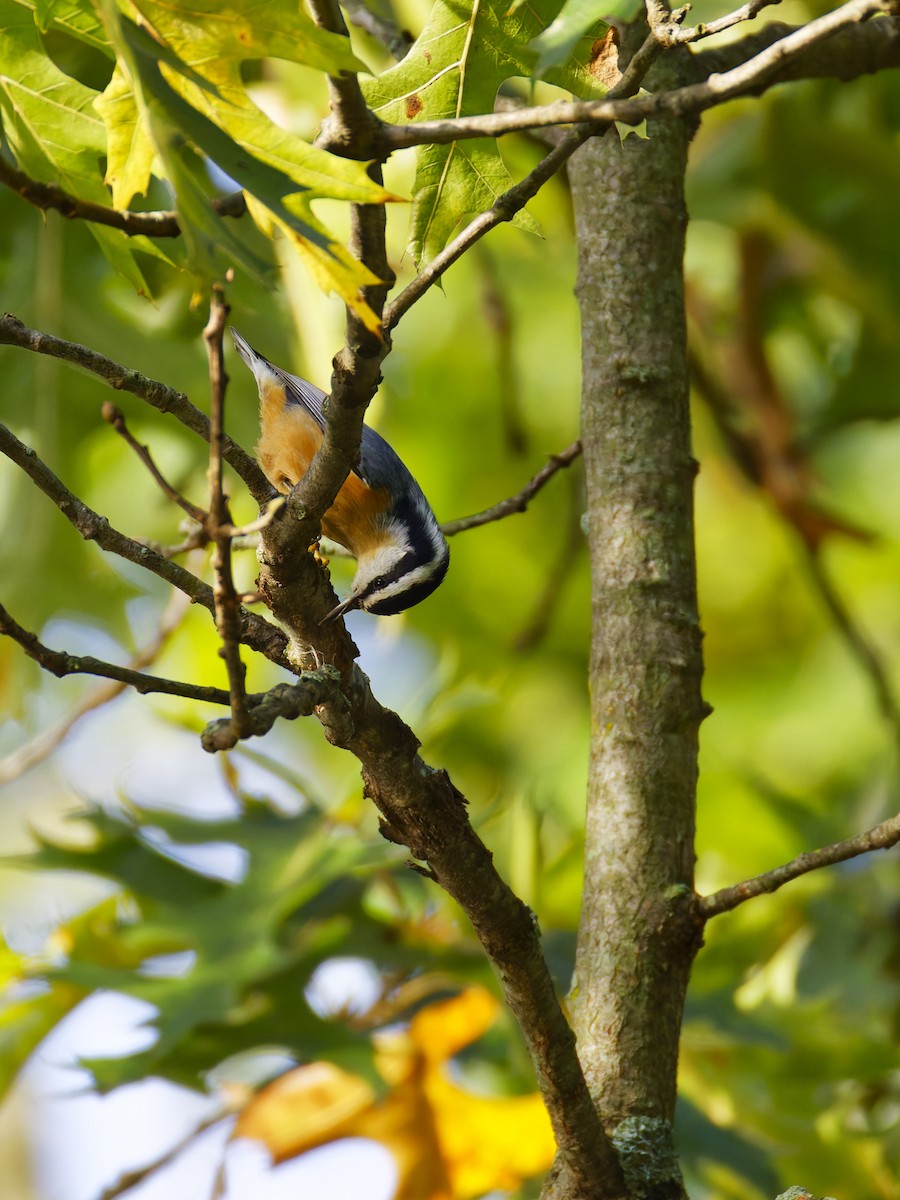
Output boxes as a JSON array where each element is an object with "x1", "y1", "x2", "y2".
[{"x1": 320, "y1": 593, "x2": 362, "y2": 624}]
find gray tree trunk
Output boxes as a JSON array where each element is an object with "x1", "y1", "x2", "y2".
[{"x1": 557, "y1": 53, "x2": 707, "y2": 1200}]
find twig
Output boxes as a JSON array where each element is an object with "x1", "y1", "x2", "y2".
[
  {"x1": 101, "y1": 402, "x2": 207, "y2": 522},
  {"x1": 0, "y1": 602, "x2": 236, "y2": 707},
  {"x1": 0, "y1": 151, "x2": 246, "y2": 238},
  {"x1": 0, "y1": 422, "x2": 288, "y2": 667},
  {"x1": 0, "y1": 588, "x2": 193, "y2": 785},
  {"x1": 660, "y1": 0, "x2": 782, "y2": 44},
  {"x1": 200, "y1": 674, "x2": 352, "y2": 751},
  {"x1": 690, "y1": 8, "x2": 900, "y2": 76},
  {"x1": 384, "y1": 31, "x2": 663, "y2": 331},
  {"x1": 219, "y1": 497, "x2": 286, "y2": 539},
  {"x1": 441, "y1": 441, "x2": 582, "y2": 536},
  {"x1": 699, "y1": 812, "x2": 900, "y2": 917},
  {"x1": 203, "y1": 287, "x2": 253, "y2": 741},
  {"x1": 374, "y1": 0, "x2": 891, "y2": 150},
  {"x1": 0, "y1": 314, "x2": 272, "y2": 504}
]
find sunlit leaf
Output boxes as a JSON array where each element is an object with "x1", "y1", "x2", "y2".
[
  {"x1": 364, "y1": 0, "x2": 609, "y2": 265},
  {"x1": 94, "y1": 65, "x2": 156, "y2": 208},
  {"x1": 235, "y1": 987, "x2": 556, "y2": 1199},
  {"x1": 0, "y1": 0, "x2": 153, "y2": 290}
]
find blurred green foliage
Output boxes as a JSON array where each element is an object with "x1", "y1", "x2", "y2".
[{"x1": 0, "y1": 1, "x2": 899, "y2": 1198}]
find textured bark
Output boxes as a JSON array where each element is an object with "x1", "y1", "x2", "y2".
[{"x1": 564, "y1": 55, "x2": 706, "y2": 1200}]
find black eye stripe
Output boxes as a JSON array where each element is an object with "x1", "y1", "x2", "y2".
[
  {"x1": 365, "y1": 552, "x2": 450, "y2": 615},
  {"x1": 356, "y1": 556, "x2": 416, "y2": 604}
]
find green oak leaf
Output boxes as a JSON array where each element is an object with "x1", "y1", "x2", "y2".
[
  {"x1": 94, "y1": 64, "x2": 156, "y2": 208},
  {"x1": 364, "y1": 0, "x2": 610, "y2": 266},
  {"x1": 1, "y1": 802, "x2": 402, "y2": 1092},
  {"x1": 0, "y1": 0, "x2": 153, "y2": 292},
  {"x1": 97, "y1": 0, "x2": 387, "y2": 321},
  {"x1": 27, "y1": 0, "x2": 111, "y2": 52}
]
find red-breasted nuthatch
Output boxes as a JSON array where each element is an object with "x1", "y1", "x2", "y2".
[{"x1": 231, "y1": 329, "x2": 450, "y2": 619}]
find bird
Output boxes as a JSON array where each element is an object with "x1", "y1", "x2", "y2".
[{"x1": 230, "y1": 329, "x2": 450, "y2": 620}]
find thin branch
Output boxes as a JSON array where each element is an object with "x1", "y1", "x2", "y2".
[
  {"x1": 441, "y1": 441, "x2": 582, "y2": 537},
  {"x1": 690, "y1": 6, "x2": 900, "y2": 76},
  {"x1": 200, "y1": 674, "x2": 352, "y2": 751},
  {"x1": 0, "y1": 152, "x2": 246, "y2": 238},
  {"x1": 0, "y1": 602, "x2": 235, "y2": 707},
  {"x1": 375, "y1": 0, "x2": 892, "y2": 151},
  {"x1": 101, "y1": 402, "x2": 208, "y2": 523},
  {"x1": 384, "y1": 31, "x2": 663, "y2": 331},
  {"x1": 0, "y1": 422, "x2": 288, "y2": 667},
  {"x1": 699, "y1": 812, "x2": 900, "y2": 917},
  {"x1": 658, "y1": 0, "x2": 782, "y2": 44},
  {"x1": 204, "y1": 286, "x2": 253, "y2": 742},
  {"x1": 0, "y1": 588, "x2": 193, "y2": 785},
  {"x1": 385, "y1": 128, "x2": 592, "y2": 332},
  {"x1": 0, "y1": 315, "x2": 272, "y2": 504},
  {"x1": 219, "y1": 498, "x2": 286, "y2": 539}
]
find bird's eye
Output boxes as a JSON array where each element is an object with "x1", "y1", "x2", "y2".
[{"x1": 371, "y1": 575, "x2": 387, "y2": 591}]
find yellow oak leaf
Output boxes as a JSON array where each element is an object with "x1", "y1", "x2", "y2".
[{"x1": 232, "y1": 987, "x2": 556, "y2": 1199}]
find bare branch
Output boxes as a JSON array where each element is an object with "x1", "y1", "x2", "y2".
[
  {"x1": 0, "y1": 152, "x2": 246, "y2": 237},
  {"x1": 0, "y1": 588, "x2": 193, "y2": 785},
  {"x1": 257, "y1": 497, "x2": 626, "y2": 1194},
  {"x1": 375, "y1": 0, "x2": 893, "y2": 151},
  {"x1": 0, "y1": 314, "x2": 272, "y2": 504},
  {"x1": 690, "y1": 7, "x2": 900, "y2": 75},
  {"x1": 0, "y1": 602, "x2": 235, "y2": 707},
  {"x1": 219, "y1": 498, "x2": 286, "y2": 539},
  {"x1": 442, "y1": 441, "x2": 582, "y2": 536},
  {"x1": 204, "y1": 286, "x2": 253, "y2": 742},
  {"x1": 658, "y1": 0, "x2": 783, "y2": 44},
  {"x1": 385, "y1": 128, "x2": 592, "y2": 331},
  {"x1": 101, "y1": 402, "x2": 208, "y2": 523},
  {"x1": 201, "y1": 674, "x2": 352, "y2": 751},
  {"x1": 0, "y1": 421, "x2": 288, "y2": 667},
  {"x1": 699, "y1": 812, "x2": 900, "y2": 917},
  {"x1": 384, "y1": 31, "x2": 663, "y2": 330}
]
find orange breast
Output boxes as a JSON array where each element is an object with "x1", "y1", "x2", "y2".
[{"x1": 257, "y1": 389, "x2": 391, "y2": 558}]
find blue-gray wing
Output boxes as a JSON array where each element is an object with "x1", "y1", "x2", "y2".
[{"x1": 276, "y1": 365, "x2": 416, "y2": 494}]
